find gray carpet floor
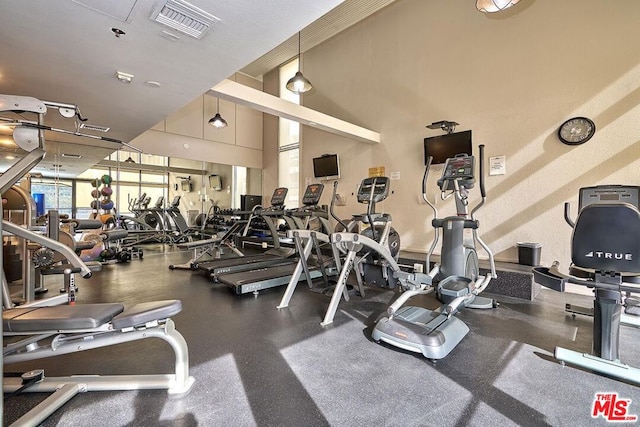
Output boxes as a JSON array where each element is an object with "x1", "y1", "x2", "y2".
[{"x1": 4, "y1": 245, "x2": 640, "y2": 426}]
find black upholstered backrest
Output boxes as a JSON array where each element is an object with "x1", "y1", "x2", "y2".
[{"x1": 572, "y1": 203, "x2": 640, "y2": 273}]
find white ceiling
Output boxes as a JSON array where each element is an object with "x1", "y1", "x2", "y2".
[{"x1": 0, "y1": 0, "x2": 353, "y2": 177}]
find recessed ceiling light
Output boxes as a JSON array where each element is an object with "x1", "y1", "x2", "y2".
[
  {"x1": 61, "y1": 153, "x2": 82, "y2": 159},
  {"x1": 116, "y1": 71, "x2": 134, "y2": 83},
  {"x1": 5, "y1": 155, "x2": 15, "y2": 160},
  {"x1": 145, "y1": 80, "x2": 162, "y2": 88}
]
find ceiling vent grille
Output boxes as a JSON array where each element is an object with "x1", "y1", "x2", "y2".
[
  {"x1": 150, "y1": 0, "x2": 219, "y2": 39},
  {"x1": 80, "y1": 123, "x2": 110, "y2": 132}
]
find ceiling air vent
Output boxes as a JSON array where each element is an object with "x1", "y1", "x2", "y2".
[
  {"x1": 80, "y1": 123, "x2": 110, "y2": 132},
  {"x1": 150, "y1": 0, "x2": 220, "y2": 39}
]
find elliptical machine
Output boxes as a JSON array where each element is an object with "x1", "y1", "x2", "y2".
[
  {"x1": 318, "y1": 176, "x2": 402, "y2": 326},
  {"x1": 372, "y1": 144, "x2": 497, "y2": 359}
]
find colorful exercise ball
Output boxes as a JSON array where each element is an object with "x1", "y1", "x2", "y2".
[
  {"x1": 101, "y1": 175, "x2": 112, "y2": 185},
  {"x1": 101, "y1": 200, "x2": 114, "y2": 210},
  {"x1": 101, "y1": 186, "x2": 113, "y2": 197},
  {"x1": 90, "y1": 200, "x2": 99, "y2": 209},
  {"x1": 91, "y1": 189, "x2": 101, "y2": 198},
  {"x1": 93, "y1": 178, "x2": 102, "y2": 188}
]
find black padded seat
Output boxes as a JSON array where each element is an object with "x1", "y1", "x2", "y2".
[
  {"x1": 66, "y1": 219, "x2": 103, "y2": 230},
  {"x1": 100, "y1": 228, "x2": 128, "y2": 242},
  {"x1": 39, "y1": 265, "x2": 82, "y2": 275},
  {"x1": 111, "y1": 300, "x2": 182, "y2": 329},
  {"x1": 75, "y1": 241, "x2": 96, "y2": 251},
  {"x1": 3, "y1": 303, "x2": 124, "y2": 332},
  {"x1": 39, "y1": 261, "x2": 102, "y2": 276},
  {"x1": 572, "y1": 203, "x2": 640, "y2": 273}
]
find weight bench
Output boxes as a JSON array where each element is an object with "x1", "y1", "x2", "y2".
[
  {"x1": 169, "y1": 221, "x2": 246, "y2": 270},
  {"x1": 3, "y1": 299, "x2": 195, "y2": 426}
]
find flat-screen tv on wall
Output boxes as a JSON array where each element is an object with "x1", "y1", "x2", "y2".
[
  {"x1": 181, "y1": 179, "x2": 193, "y2": 192},
  {"x1": 313, "y1": 154, "x2": 340, "y2": 180},
  {"x1": 209, "y1": 175, "x2": 222, "y2": 191},
  {"x1": 424, "y1": 130, "x2": 472, "y2": 165}
]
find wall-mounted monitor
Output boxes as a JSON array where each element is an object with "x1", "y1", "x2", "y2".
[
  {"x1": 209, "y1": 174, "x2": 222, "y2": 191},
  {"x1": 313, "y1": 154, "x2": 340, "y2": 180},
  {"x1": 424, "y1": 130, "x2": 473, "y2": 165},
  {"x1": 181, "y1": 179, "x2": 193, "y2": 192}
]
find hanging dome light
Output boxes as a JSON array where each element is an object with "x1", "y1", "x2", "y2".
[
  {"x1": 286, "y1": 71, "x2": 313, "y2": 95},
  {"x1": 476, "y1": 0, "x2": 521, "y2": 13},
  {"x1": 208, "y1": 112, "x2": 227, "y2": 129},
  {"x1": 286, "y1": 32, "x2": 313, "y2": 95},
  {"x1": 208, "y1": 98, "x2": 227, "y2": 129}
]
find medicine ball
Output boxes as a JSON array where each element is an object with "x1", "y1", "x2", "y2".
[
  {"x1": 101, "y1": 186, "x2": 113, "y2": 197},
  {"x1": 100, "y1": 200, "x2": 114, "y2": 210}
]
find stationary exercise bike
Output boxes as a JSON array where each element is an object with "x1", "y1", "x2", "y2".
[
  {"x1": 533, "y1": 185, "x2": 640, "y2": 385},
  {"x1": 373, "y1": 145, "x2": 497, "y2": 359}
]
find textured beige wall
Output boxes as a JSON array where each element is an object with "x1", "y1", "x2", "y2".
[
  {"x1": 292, "y1": 0, "x2": 640, "y2": 265},
  {"x1": 262, "y1": 69, "x2": 281, "y2": 197},
  {"x1": 133, "y1": 73, "x2": 264, "y2": 169}
]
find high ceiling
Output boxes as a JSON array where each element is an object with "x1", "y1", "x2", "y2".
[{"x1": 0, "y1": 0, "x2": 351, "y2": 177}]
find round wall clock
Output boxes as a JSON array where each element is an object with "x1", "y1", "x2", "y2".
[{"x1": 558, "y1": 117, "x2": 596, "y2": 145}]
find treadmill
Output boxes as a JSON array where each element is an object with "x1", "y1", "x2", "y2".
[
  {"x1": 216, "y1": 183, "x2": 327, "y2": 295},
  {"x1": 198, "y1": 187, "x2": 294, "y2": 279}
]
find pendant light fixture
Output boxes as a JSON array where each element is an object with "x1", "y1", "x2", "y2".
[
  {"x1": 476, "y1": 0, "x2": 521, "y2": 12},
  {"x1": 208, "y1": 97, "x2": 227, "y2": 129},
  {"x1": 286, "y1": 32, "x2": 313, "y2": 95}
]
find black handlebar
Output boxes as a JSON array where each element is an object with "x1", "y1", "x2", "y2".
[
  {"x1": 330, "y1": 181, "x2": 349, "y2": 231},
  {"x1": 564, "y1": 202, "x2": 575, "y2": 228},
  {"x1": 423, "y1": 156, "x2": 433, "y2": 194},
  {"x1": 478, "y1": 144, "x2": 486, "y2": 198}
]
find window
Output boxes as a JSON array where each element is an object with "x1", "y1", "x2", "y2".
[
  {"x1": 278, "y1": 59, "x2": 301, "y2": 207},
  {"x1": 76, "y1": 166, "x2": 167, "y2": 218},
  {"x1": 30, "y1": 178, "x2": 73, "y2": 218},
  {"x1": 232, "y1": 166, "x2": 247, "y2": 209}
]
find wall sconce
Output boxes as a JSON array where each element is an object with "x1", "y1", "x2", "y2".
[
  {"x1": 286, "y1": 32, "x2": 313, "y2": 95},
  {"x1": 208, "y1": 97, "x2": 227, "y2": 129},
  {"x1": 476, "y1": 0, "x2": 521, "y2": 12}
]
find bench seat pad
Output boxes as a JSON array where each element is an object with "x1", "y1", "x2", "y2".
[
  {"x1": 111, "y1": 300, "x2": 182, "y2": 329},
  {"x1": 3, "y1": 303, "x2": 124, "y2": 332},
  {"x1": 177, "y1": 238, "x2": 222, "y2": 249}
]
